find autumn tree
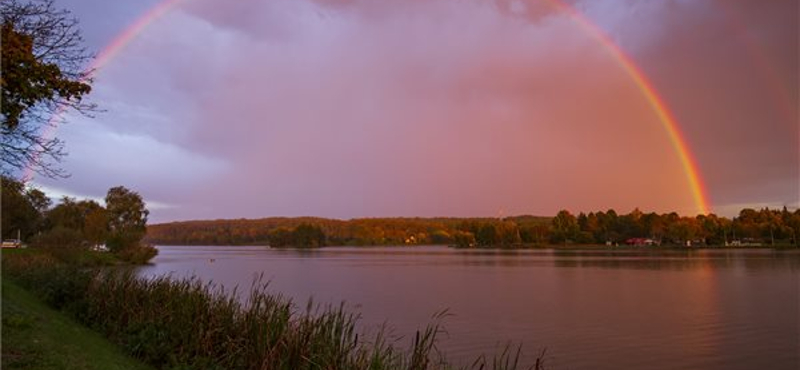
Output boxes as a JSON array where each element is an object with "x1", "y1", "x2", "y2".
[
  {"x1": 293, "y1": 223, "x2": 326, "y2": 248},
  {"x1": 105, "y1": 186, "x2": 149, "y2": 252},
  {"x1": 785, "y1": 209, "x2": 800, "y2": 246},
  {"x1": 496, "y1": 221, "x2": 522, "y2": 246},
  {"x1": 1, "y1": 0, "x2": 95, "y2": 178},
  {"x1": 1, "y1": 175, "x2": 48, "y2": 240},
  {"x1": 452, "y1": 230, "x2": 476, "y2": 248},
  {"x1": 666, "y1": 217, "x2": 700, "y2": 245},
  {"x1": 551, "y1": 210, "x2": 579, "y2": 245},
  {"x1": 267, "y1": 227, "x2": 293, "y2": 248},
  {"x1": 595, "y1": 210, "x2": 620, "y2": 243},
  {"x1": 733, "y1": 208, "x2": 759, "y2": 240},
  {"x1": 697, "y1": 214, "x2": 726, "y2": 245},
  {"x1": 476, "y1": 223, "x2": 499, "y2": 246},
  {"x1": 82, "y1": 206, "x2": 107, "y2": 246},
  {"x1": 43, "y1": 197, "x2": 106, "y2": 244},
  {"x1": 617, "y1": 208, "x2": 644, "y2": 239},
  {"x1": 265, "y1": 224, "x2": 326, "y2": 248},
  {"x1": 641, "y1": 212, "x2": 665, "y2": 242},
  {"x1": 44, "y1": 196, "x2": 82, "y2": 230},
  {"x1": 759, "y1": 208, "x2": 783, "y2": 245},
  {"x1": 576, "y1": 212, "x2": 596, "y2": 243}
]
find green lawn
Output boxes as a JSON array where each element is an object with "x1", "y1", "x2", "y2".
[{"x1": 1, "y1": 279, "x2": 154, "y2": 370}]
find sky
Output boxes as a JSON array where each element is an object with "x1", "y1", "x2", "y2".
[{"x1": 32, "y1": 0, "x2": 798, "y2": 223}]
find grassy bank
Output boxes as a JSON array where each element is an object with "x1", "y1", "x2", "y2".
[
  {"x1": 2, "y1": 249, "x2": 540, "y2": 370},
  {"x1": 1, "y1": 279, "x2": 155, "y2": 370}
]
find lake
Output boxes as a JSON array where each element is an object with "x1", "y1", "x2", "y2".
[{"x1": 138, "y1": 245, "x2": 799, "y2": 370}]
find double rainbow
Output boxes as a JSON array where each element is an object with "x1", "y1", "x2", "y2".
[{"x1": 34, "y1": 0, "x2": 712, "y2": 215}]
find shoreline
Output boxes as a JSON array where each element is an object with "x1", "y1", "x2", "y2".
[
  {"x1": 148, "y1": 243, "x2": 800, "y2": 251},
  {"x1": 2, "y1": 249, "x2": 541, "y2": 370}
]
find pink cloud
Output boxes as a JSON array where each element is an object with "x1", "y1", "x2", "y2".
[{"x1": 48, "y1": 0, "x2": 798, "y2": 221}]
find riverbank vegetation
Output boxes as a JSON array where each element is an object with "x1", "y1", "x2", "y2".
[
  {"x1": 2, "y1": 249, "x2": 541, "y2": 370},
  {"x1": 147, "y1": 208, "x2": 800, "y2": 249},
  {"x1": 2, "y1": 176, "x2": 157, "y2": 263},
  {"x1": 1, "y1": 279, "x2": 155, "y2": 370}
]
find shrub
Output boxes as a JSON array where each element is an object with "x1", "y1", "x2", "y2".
[
  {"x1": 30, "y1": 226, "x2": 86, "y2": 249},
  {"x1": 115, "y1": 243, "x2": 158, "y2": 264}
]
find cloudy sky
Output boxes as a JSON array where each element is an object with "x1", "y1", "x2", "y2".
[{"x1": 36, "y1": 0, "x2": 798, "y2": 222}]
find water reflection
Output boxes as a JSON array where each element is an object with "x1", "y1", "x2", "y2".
[{"x1": 138, "y1": 246, "x2": 800, "y2": 370}]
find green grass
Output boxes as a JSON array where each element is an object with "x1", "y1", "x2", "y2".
[{"x1": 1, "y1": 279, "x2": 155, "y2": 370}]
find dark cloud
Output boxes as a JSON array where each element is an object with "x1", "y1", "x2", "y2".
[{"x1": 629, "y1": 0, "x2": 799, "y2": 209}]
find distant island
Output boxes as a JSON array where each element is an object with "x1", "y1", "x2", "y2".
[{"x1": 146, "y1": 208, "x2": 799, "y2": 249}]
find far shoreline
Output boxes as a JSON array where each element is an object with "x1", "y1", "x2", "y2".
[{"x1": 148, "y1": 243, "x2": 800, "y2": 251}]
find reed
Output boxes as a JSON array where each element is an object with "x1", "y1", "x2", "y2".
[{"x1": 2, "y1": 251, "x2": 543, "y2": 370}]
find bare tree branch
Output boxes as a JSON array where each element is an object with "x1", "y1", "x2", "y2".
[{"x1": 1, "y1": 0, "x2": 97, "y2": 179}]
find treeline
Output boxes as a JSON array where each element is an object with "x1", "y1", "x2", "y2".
[
  {"x1": 548, "y1": 208, "x2": 799, "y2": 247},
  {"x1": 146, "y1": 216, "x2": 549, "y2": 247},
  {"x1": 146, "y1": 208, "x2": 800, "y2": 248},
  {"x1": 1, "y1": 176, "x2": 157, "y2": 263}
]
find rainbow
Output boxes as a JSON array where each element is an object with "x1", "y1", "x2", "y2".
[
  {"x1": 32, "y1": 0, "x2": 712, "y2": 214},
  {"x1": 23, "y1": 0, "x2": 188, "y2": 181},
  {"x1": 91, "y1": 0, "x2": 188, "y2": 72},
  {"x1": 542, "y1": 0, "x2": 711, "y2": 215}
]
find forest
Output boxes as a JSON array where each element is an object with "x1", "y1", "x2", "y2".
[{"x1": 145, "y1": 208, "x2": 800, "y2": 248}]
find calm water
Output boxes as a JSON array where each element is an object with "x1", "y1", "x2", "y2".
[{"x1": 138, "y1": 246, "x2": 800, "y2": 370}]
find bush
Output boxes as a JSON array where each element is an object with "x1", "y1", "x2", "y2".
[
  {"x1": 29, "y1": 226, "x2": 89, "y2": 263},
  {"x1": 115, "y1": 244, "x2": 158, "y2": 264},
  {"x1": 1, "y1": 251, "x2": 94, "y2": 313},
  {"x1": 31, "y1": 226, "x2": 85, "y2": 249}
]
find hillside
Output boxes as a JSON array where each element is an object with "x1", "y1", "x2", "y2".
[{"x1": 145, "y1": 216, "x2": 552, "y2": 246}]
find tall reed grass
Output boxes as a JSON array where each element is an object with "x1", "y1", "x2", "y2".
[{"x1": 2, "y1": 250, "x2": 543, "y2": 370}]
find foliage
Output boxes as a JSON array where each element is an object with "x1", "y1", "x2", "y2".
[
  {"x1": 428, "y1": 230, "x2": 453, "y2": 244},
  {"x1": 30, "y1": 226, "x2": 86, "y2": 262},
  {"x1": 1, "y1": 0, "x2": 95, "y2": 178},
  {"x1": 268, "y1": 223, "x2": 327, "y2": 248},
  {"x1": 115, "y1": 244, "x2": 158, "y2": 265},
  {"x1": 551, "y1": 210, "x2": 579, "y2": 245},
  {"x1": 452, "y1": 231, "x2": 476, "y2": 248},
  {"x1": 105, "y1": 186, "x2": 149, "y2": 252},
  {"x1": 464, "y1": 221, "x2": 522, "y2": 247},
  {"x1": 1, "y1": 175, "x2": 47, "y2": 240},
  {"x1": 267, "y1": 227, "x2": 294, "y2": 248},
  {"x1": 291, "y1": 223, "x2": 326, "y2": 247},
  {"x1": 496, "y1": 221, "x2": 522, "y2": 246},
  {"x1": 2, "y1": 179, "x2": 156, "y2": 263},
  {"x1": 84, "y1": 206, "x2": 109, "y2": 246},
  {"x1": 147, "y1": 208, "x2": 800, "y2": 248},
  {"x1": 44, "y1": 197, "x2": 102, "y2": 230},
  {"x1": 476, "y1": 224, "x2": 499, "y2": 246}
]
